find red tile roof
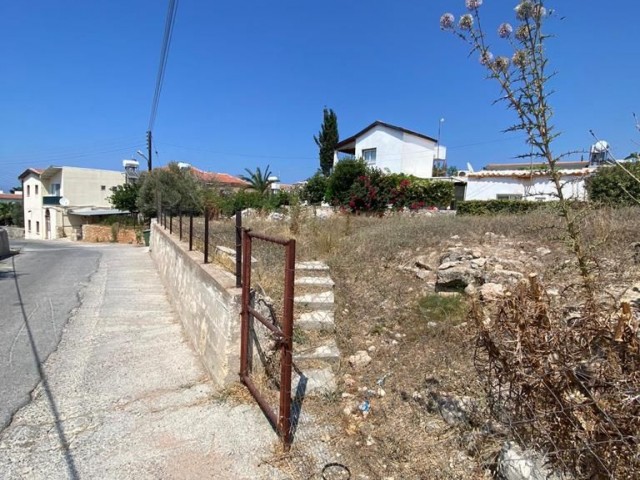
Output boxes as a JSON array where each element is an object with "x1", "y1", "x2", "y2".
[
  {"x1": 0, "y1": 193, "x2": 22, "y2": 202},
  {"x1": 18, "y1": 168, "x2": 44, "y2": 180},
  {"x1": 189, "y1": 167, "x2": 249, "y2": 187}
]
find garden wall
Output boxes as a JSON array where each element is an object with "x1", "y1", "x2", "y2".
[{"x1": 150, "y1": 221, "x2": 241, "y2": 388}]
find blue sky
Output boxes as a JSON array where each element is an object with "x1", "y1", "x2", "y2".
[{"x1": 1, "y1": 1, "x2": 638, "y2": 191}]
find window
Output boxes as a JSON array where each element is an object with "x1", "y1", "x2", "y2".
[
  {"x1": 496, "y1": 194, "x2": 523, "y2": 200},
  {"x1": 36, "y1": 221, "x2": 40, "y2": 234},
  {"x1": 362, "y1": 148, "x2": 377, "y2": 165},
  {"x1": 27, "y1": 185, "x2": 31, "y2": 197},
  {"x1": 35, "y1": 185, "x2": 39, "y2": 195},
  {"x1": 101, "y1": 185, "x2": 106, "y2": 191},
  {"x1": 50, "y1": 183, "x2": 61, "y2": 196},
  {"x1": 28, "y1": 220, "x2": 31, "y2": 232}
]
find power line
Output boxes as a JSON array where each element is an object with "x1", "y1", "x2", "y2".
[{"x1": 148, "y1": 0, "x2": 179, "y2": 132}]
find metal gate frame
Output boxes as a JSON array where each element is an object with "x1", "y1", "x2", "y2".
[{"x1": 240, "y1": 229, "x2": 295, "y2": 448}]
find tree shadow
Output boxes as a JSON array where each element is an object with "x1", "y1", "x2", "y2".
[{"x1": 10, "y1": 255, "x2": 79, "y2": 479}]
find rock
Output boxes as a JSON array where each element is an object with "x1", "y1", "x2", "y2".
[
  {"x1": 450, "y1": 235, "x2": 460, "y2": 240},
  {"x1": 487, "y1": 270, "x2": 524, "y2": 285},
  {"x1": 479, "y1": 283, "x2": 504, "y2": 301},
  {"x1": 496, "y1": 442, "x2": 561, "y2": 480},
  {"x1": 349, "y1": 351, "x2": 372, "y2": 369},
  {"x1": 439, "y1": 261, "x2": 458, "y2": 270},
  {"x1": 416, "y1": 270, "x2": 430, "y2": 280},
  {"x1": 436, "y1": 265, "x2": 484, "y2": 291},
  {"x1": 464, "y1": 284, "x2": 477, "y2": 296},
  {"x1": 426, "y1": 392, "x2": 478, "y2": 426},
  {"x1": 536, "y1": 247, "x2": 552, "y2": 257},
  {"x1": 471, "y1": 257, "x2": 487, "y2": 268},
  {"x1": 268, "y1": 212, "x2": 285, "y2": 221}
]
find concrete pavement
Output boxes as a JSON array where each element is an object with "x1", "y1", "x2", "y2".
[{"x1": 0, "y1": 243, "x2": 287, "y2": 479}]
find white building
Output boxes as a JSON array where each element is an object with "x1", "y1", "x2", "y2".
[
  {"x1": 334, "y1": 121, "x2": 446, "y2": 178},
  {"x1": 19, "y1": 166, "x2": 126, "y2": 240}
]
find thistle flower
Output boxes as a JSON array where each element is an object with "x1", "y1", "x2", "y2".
[
  {"x1": 459, "y1": 14, "x2": 474, "y2": 30},
  {"x1": 440, "y1": 13, "x2": 455, "y2": 30},
  {"x1": 498, "y1": 22, "x2": 513, "y2": 38},
  {"x1": 465, "y1": 0, "x2": 483, "y2": 10},
  {"x1": 479, "y1": 50, "x2": 494, "y2": 66},
  {"x1": 494, "y1": 56, "x2": 510, "y2": 72},
  {"x1": 515, "y1": 1, "x2": 533, "y2": 20},
  {"x1": 512, "y1": 50, "x2": 528, "y2": 68},
  {"x1": 515, "y1": 24, "x2": 530, "y2": 41}
]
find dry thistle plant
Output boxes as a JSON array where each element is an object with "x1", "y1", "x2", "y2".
[{"x1": 442, "y1": 1, "x2": 639, "y2": 476}]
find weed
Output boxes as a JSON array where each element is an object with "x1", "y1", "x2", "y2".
[{"x1": 418, "y1": 293, "x2": 467, "y2": 325}]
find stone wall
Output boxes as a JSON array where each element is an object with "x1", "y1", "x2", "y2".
[
  {"x1": 81, "y1": 224, "x2": 139, "y2": 244},
  {"x1": 150, "y1": 222, "x2": 241, "y2": 388},
  {"x1": 4, "y1": 227, "x2": 24, "y2": 239}
]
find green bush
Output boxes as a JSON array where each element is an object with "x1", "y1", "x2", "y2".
[
  {"x1": 300, "y1": 171, "x2": 328, "y2": 205},
  {"x1": 586, "y1": 162, "x2": 640, "y2": 206},
  {"x1": 457, "y1": 199, "x2": 549, "y2": 215},
  {"x1": 327, "y1": 158, "x2": 367, "y2": 205}
]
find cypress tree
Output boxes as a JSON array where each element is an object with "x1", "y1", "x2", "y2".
[{"x1": 314, "y1": 108, "x2": 339, "y2": 176}]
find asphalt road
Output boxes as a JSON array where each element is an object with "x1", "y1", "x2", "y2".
[{"x1": 0, "y1": 239, "x2": 102, "y2": 430}]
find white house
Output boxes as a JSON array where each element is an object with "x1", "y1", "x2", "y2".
[
  {"x1": 19, "y1": 166, "x2": 126, "y2": 240},
  {"x1": 459, "y1": 161, "x2": 596, "y2": 202},
  {"x1": 333, "y1": 121, "x2": 446, "y2": 178}
]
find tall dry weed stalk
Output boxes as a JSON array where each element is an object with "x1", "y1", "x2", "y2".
[{"x1": 442, "y1": 1, "x2": 638, "y2": 476}]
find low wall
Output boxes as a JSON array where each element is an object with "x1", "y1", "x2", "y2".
[
  {"x1": 150, "y1": 222, "x2": 241, "y2": 388},
  {"x1": 0, "y1": 228, "x2": 9, "y2": 257},
  {"x1": 4, "y1": 227, "x2": 24, "y2": 239},
  {"x1": 82, "y1": 224, "x2": 139, "y2": 244}
]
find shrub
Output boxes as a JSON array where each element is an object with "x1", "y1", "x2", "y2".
[
  {"x1": 300, "y1": 171, "x2": 328, "y2": 205},
  {"x1": 457, "y1": 199, "x2": 549, "y2": 215},
  {"x1": 326, "y1": 158, "x2": 367, "y2": 205},
  {"x1": 586, "y1": 162, "x2": 640, "y2": 206}
]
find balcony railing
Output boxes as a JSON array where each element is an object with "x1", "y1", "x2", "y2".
[{"x1": 43, "y1": 195, "x2": 62, "y2": 205}]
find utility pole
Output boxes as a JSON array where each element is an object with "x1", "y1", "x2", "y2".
[{"x1": 146, "y1": 130, "x2": 153, "y2": 171}]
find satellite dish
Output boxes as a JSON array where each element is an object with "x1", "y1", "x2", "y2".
[{"x1": 59, "y1": 197, "x2": 69, "y2": 207}]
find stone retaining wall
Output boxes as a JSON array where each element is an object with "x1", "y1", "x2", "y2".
[
  {"x1": 150, "y1": 222, "x2": 241, "y2": 388},
  {"x1": 4, "y1": 226, "x2": 24, "y2": 239},
  {"x1": 82, "y1": 224, "x2": 139, "y2": 244}
]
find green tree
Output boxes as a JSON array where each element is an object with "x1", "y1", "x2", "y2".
[
  {"x1": 239, "y1": 165, "x2": 273, "y2": 195},
  {"x1": 300, "y1": 171, "x2": 329, "y2": 205},
  {"x1": 109, "y1": 183, "x2": 140, "y2": 214},
  {"x1": 314, "y1": 108, "x2": 339, "y2": 176},
  {"x1": 326, "y1": 157, "x2": 367, "y2": 205},
  {"x1": 137, "y1": 163, "x2": 203, "y2": 219},
  {"x1": 0, "y1": 203, "x2": 12, "y2": 225},
  {"x1": 586, "y1": 162, "x2": 640, "y2": 206}
]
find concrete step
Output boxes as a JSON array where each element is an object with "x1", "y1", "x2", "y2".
[
  {"x1": 294, "y1": 276, "x2": 335, "y2": 288},
  {"x1": 294, "y1": 291, "x2": 335, "y2": 310},
  {"x1": 296, "y1": 311, "x2": 335, "y2": 332},
  {"x1": 215, "y1": 245, "x2": 256, "y2": 265},
  {"x1": 295, "y1": 261, "x2": 329, "y2": 272},
  {"x1": 293, "y1": 339, "x2": 340, "y2": 368},
  {"x1": 291, "y1": 368, "x2": 337, "y2": 397}
]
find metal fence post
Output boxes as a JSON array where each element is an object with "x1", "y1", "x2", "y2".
[
  {"x1": 280, "y1": 238, "x2": 296, "y2": 449},
  {"x1": 189, "y1": 213, "x2": 193, "y2": 251},
  {"x1": 169, "y1": 214, "x2": 173, "y2": 234},
  {"x1": 235, "y1": 210, "x2": 242, "y2": 288},
  {"x1": 204, "y1": 210, "x2": 209, "y2": 264},
  {"x1": 179, "y1": 210, "x2": 183, "y2": 241}
]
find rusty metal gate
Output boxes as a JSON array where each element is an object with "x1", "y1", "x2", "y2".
[{"x1": 240, "y1": 229, "x2": 295, "y2": 448}]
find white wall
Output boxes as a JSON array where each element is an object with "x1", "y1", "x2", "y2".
[
  {"x1": 464, "y1": 174, "x2": 589, "y2": 201},
  {"x1": 22, "y1": 174, "x2": 43, "y2": 240},
  {"x1": 354, "y1": 125, "x2": 437, "y2": 178}
]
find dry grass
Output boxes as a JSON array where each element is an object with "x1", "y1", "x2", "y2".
[{"x1": 181, "y1": 206, "x2": 640, "y2": 479}]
